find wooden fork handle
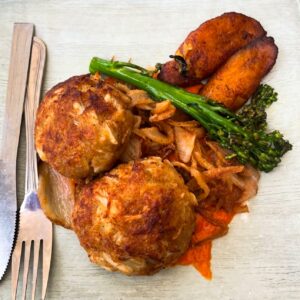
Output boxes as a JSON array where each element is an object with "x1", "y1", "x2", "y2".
[{"x1": 24, "y1": 37, "x2": 46, "y2": 195}]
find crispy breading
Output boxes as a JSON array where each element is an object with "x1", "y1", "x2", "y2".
[
  {"x1": 201, "y1": 37, "x2": 278, "y2": 110},
  {"x1": 35, "y1": 74, "x2": 135, "y2": 179},
  {"x1": 158, "y1": 12, "x2": 266, "y2": 86},
  {"x1": 72, "y1": 157, "x2": 196, "y2": 275}
]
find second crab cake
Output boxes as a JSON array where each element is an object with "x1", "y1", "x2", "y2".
[{"x1": 72, "y1": 157, "x2": 197, "y2": 275}]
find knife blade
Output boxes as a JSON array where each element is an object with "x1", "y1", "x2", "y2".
[{"x1": 0, "y1": 23, "x2": 34, "y2": 280}]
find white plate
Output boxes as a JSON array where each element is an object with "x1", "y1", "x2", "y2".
[{"x1": 0, "y1": 1, "x2": 300, "y2": 299}]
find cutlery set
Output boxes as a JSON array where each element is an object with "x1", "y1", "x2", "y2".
[{"x1": 0, "y1": 24, "x2": 52, "y2": 300}]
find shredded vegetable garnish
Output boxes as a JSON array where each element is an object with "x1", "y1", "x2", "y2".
[{"x1": 103, "y1": 76, "x2": 260, "y2": 278}]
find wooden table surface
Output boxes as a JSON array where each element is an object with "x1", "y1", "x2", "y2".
[{"x1": 1, "y1": 1, "x2": 300, "y2": 299}]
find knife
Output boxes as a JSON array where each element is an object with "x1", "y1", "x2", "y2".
[{"x1": 0, "y1": 23, "x2": 34, "y2": 280}]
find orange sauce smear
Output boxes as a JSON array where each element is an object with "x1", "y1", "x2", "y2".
[{"x1": 178, "y1": 210, "x2": 234, "y2": 279}]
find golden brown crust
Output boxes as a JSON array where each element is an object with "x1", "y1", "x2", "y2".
[
  {"x1": 159, "y1": 12, "x2": 266, "y2": 86},
  {"x1": 35, "y1": 74, "x2": 134, "y2": 179},
  {"x1": 201, "y1": 36, "x2": 278, "y2": 110},
  {"x1": 72, "y1": 157, "x2": 196, "y2": 275}
]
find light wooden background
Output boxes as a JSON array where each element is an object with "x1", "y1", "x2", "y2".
[{"x1": 1, "y1": 1, "x2": 300, "y2": 299}]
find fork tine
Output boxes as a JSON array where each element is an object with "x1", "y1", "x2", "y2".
[
  {"x1": 31, "y1": 240, "x2": 40, "y2": 300},
  {"x1": 42, "y1": 238, "x2": 52, "y2": 300},
  {"x1": 21, "y1": 240, "x2": 32, "y2": 300},
  {"x1": 11, "y1": 240, "x2": 23, "y2": 300}
]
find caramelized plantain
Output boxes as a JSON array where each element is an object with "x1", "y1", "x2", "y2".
[
  {"x1": 158, "y1": 12, "x2": 266, "y2": 86},
  {"x1": 201, "y1": 36, "x2": 278, "y2": 110}
]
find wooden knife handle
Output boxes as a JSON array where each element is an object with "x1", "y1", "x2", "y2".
[{"x1": 1, "y1": 23, "x2": 34, "y2": 166}]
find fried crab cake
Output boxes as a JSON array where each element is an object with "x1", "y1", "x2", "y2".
[
  {"x1": 72, "y1": 157, "x2": 197, "y2": 275},
  {"x1": 35, "y1": 74, "x2": 134, "y2": 179}
]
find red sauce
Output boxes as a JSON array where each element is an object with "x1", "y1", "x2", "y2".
[{"x1": 178, "y1": 210, "x2": 235, "y2": 279}]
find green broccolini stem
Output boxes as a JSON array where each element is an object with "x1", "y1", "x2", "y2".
[
  {"x1": 90, "y1": 58, "x2": 246, "y2": 133},
  {"x1": 89, "y1": 57, "x2": 292, "y2": 172}
]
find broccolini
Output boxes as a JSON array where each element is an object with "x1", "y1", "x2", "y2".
[{"x1": 89, "y1": 57, "x2": 292, "y2": 172}]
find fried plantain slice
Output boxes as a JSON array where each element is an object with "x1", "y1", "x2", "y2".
[
  {"x1": 158, "y1": 12, "x2": 266, "y2": 86},
  {"x1": 201, "y1": 36, "x2": 278, "y2": 110}
]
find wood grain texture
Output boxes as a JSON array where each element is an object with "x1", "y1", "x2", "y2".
[
  {"x1": 0, "y1": 1, "x2": 300, "y2": 299},
  {"x1": 1, "y1": 23, "x2": 33, "y2": 164}
]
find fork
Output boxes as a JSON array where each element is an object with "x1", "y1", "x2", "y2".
[{"x1": 11, "y1": 37, "x2": 52, "y2": 300}]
